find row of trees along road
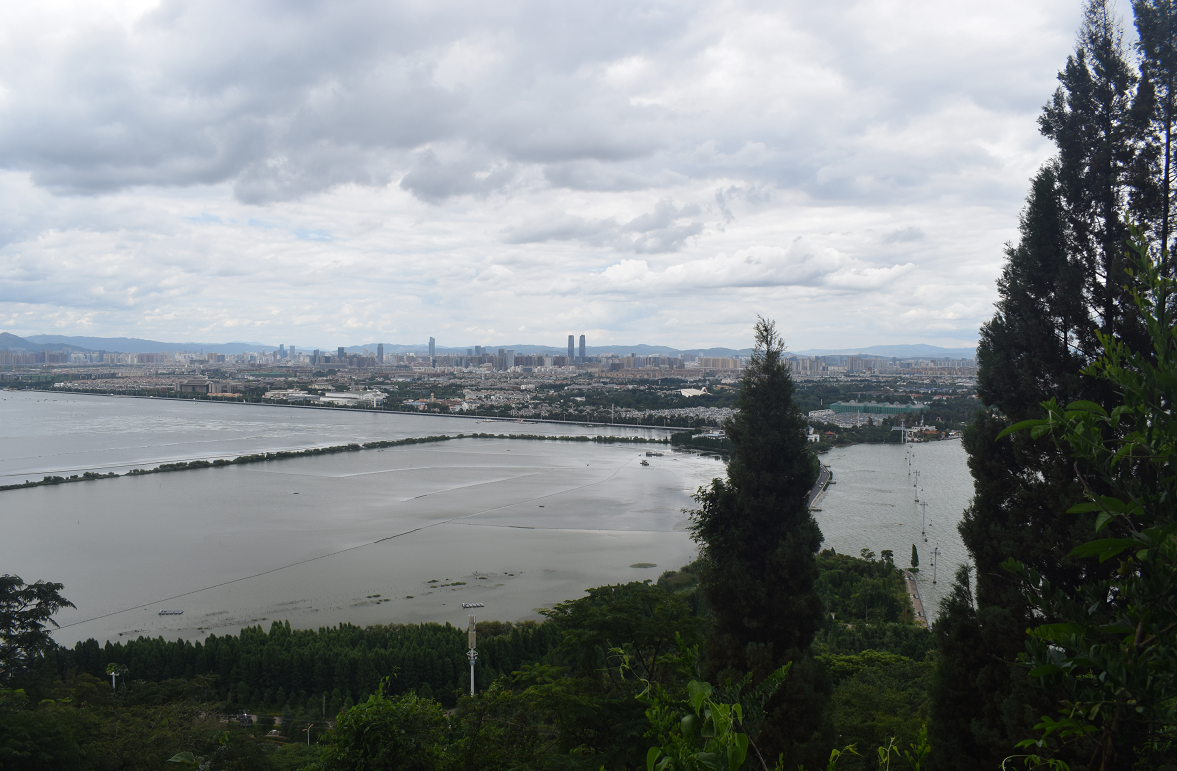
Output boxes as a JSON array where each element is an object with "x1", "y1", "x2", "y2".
[{"x1": 932, "y1": 1, "x2": 1177, "y2": 768}]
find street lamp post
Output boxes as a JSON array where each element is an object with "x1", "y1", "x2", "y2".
[
  {"x1": 105, "y1": 663, "x2": 127, "y2": 691},
  {"x1": 467, "y1": 614, "x2": 478, "y2": 696}
]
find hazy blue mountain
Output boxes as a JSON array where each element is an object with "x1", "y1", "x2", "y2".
[
  {"x1": 23, "y1": 335, "x2": 273, "y2": 354},
  {"x1": 0, "y1": 333, "x2": 96, "y2": 353},
  {"x1": 790, "y1": 344, "x2": 976, "y2": 359}
]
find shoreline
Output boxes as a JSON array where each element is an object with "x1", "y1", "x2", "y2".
[{"x1": 25, "y1": 387, "x2": 700, "y2": 430}]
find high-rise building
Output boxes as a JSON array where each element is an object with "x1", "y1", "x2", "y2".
[
  {"x1": 468, "y1": 348, "x2": 473, "y2": 356},
  {"x1": 278, "y1": 344, "x2": 286, "y2": 359},
  {"x1": 475, "y1": 345, "x2": 483, "y2": 356},
  {"x1": 505, "y1": 349, "x2": 515, "y2": 369},
  {"x1": 377, "y1": 343, "x2": 384, "y2": 363},
  {"x1": 429, "y1": 337, "x2": 436, "y2": 359},
  {"x1": 313, "y1": 349, "x2": 320, "y2": 364},
  {"x1": 567, "y1": 335, "x2": 574, "y2": 360},
  {"x1": 337, "y1": 346, "x2": 346, "y2": 359},
  {"x1": 579, "y1": 335, "x2": 585, "y2": 362}
]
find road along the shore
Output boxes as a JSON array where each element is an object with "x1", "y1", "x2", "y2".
[{"x1": 904, "y1": 570, "x2": 928, "y2": 629}]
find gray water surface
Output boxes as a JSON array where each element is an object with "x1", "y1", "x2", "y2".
[
  {"x1": 814, "y1": 439, "x2": 974, "y2": 621},
  {"x1": 1, "y1": 393, "x2": 720, "y2": 646},
  {"x1": 1, "y1": 392, "x2": 974, "y2": 645},
  {"x1": 0, "y1": 391, "x2": 669, "y2": 485}
]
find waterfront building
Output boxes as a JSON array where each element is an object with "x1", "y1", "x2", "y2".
[{"x1": 320, "y1": 390, "x2": 385, "y2": 407}]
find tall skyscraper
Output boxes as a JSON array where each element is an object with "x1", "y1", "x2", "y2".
[
  {"x1": 567, "y1": 335, "x2": 574, "y2": 360},
  {"x1": 505, "y1": 349, "x2": 515, "y2": 369},
  {"x1": 337, "y1": 346, "x2": 345, "y2": 359},
  {"x1": 475, "y1": 345, "x2": 483, "y2": 356},
  {"x1": 579, "y1": 335, "x2": 585, "y2": 362},
  {"x1": 377, "y1": 343, "x2": 384, "y2": 363},
  {"x1": 429, "y1": 337, "x2": 436, "y2": 359},
  {"x1": 278, "y1": 344, "x2": 286, "y2": 359}
]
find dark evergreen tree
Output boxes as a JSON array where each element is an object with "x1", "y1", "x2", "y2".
[
  {"x1": 910, "y1": 544, "x2": 919, "y2": 569},
  {"x1": 930, "y1": 3, "x2": 1161, "y2": 763},
  {"x1": 1040, "y1": 0, "x2": 1147, "y2": 351},
  {"x1": 930, "y1": 166, "x2": 1101, "y2": 770},
  {"x1": 690, "y1": 317, "x2": 828, "y2": 767},
  {"x1": 1133, "y1": 0, "x2": 1177, "y2": 265}
]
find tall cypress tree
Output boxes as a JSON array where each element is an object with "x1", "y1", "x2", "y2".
[
  {"x1": 1133, "y1": 0, "x2": 1177, "y2": 281},
  {"x1": 930, "y1": 166, "x2": 1094, "y2": 770},
  {"x1": 690, "y1": 317, "x2": 827, "y2": 767},
  {"x1": 931, "y1": 4, "x2": 1157, "y2": 766},
  {"x1": 1040, "y1": 0, "x2": 1146, "y2": 349}
]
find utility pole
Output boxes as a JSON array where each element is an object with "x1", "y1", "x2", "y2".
[
  {"x1": 932, "y1": 546, "x2": 940, "y2": 584},
  {"x1": 467, "y1": 614, "x2": 478, "y2": 696},
  {"x1": 913, "y1": 470, "x2": 920, "y2": 502},
  {"x1": 921, "y1": 502, "x2": 927, "y2": 543}
]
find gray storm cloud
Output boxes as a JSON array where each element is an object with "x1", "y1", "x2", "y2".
[{"x1": 0, "y1": 0, "x2": 1081, "y2": 347}]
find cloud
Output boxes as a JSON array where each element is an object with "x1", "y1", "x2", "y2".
[
  {"x1": 590, "y1": 241, "x2": 916, "y2": 294},
  {"x1": 882, "y1": 226, "x2": 925, "y2": 244},
  {"x1": 0, "y1": 0, "x2": 1085, "y2": 348},
  {"x1": 501, "y1": 199, "x2": 703, "y2": 253}
]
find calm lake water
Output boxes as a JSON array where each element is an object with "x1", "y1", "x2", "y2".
[
  {"x1": 1, "y1": 392, "x2": 974, "y2": 645},
  {"x1": 1, "y1": 392, "x2": 719, "y2": 646},
  {"x1": 815, "y1": 439, "x2": 974, "y2": 621}
]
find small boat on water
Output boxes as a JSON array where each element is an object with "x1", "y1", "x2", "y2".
[
  {"x1": 158, "y1": 610, "x2": 184, "y2": 616},
  {"x1": 640, "y1": 459, "x2": 650, "y2": 466}
]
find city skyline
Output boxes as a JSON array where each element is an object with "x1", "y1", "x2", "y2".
[{"x1": 0, "y1": 1, "x2": 1091, "y2": 348}]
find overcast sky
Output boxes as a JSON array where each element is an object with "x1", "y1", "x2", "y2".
[{"x1": 0, "y1": 0, "x2": 1114, "y2": 350}]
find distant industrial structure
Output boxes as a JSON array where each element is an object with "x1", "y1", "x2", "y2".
[
  {"x1": 808, "y1": 400, "x2": 930, "y2": 428},
  {"x1": 831, "y1": 401, "x2": 928, "y2": 416}
]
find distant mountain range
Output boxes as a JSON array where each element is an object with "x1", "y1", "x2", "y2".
[
  {"x1": 791, "y1": 344, "x2": 977, "y2": 359},
  {"x1": 15, "y1": 334, "x2": 271, "y2": 354},
  {"x1": 1, "y1": 333, "x2": 975, "y2": 360}
]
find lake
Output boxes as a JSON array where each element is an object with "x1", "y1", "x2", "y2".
[
  {"x1": 815, "y1": 438, "x2": 974, "y2": 621},
  {"x1": 1, "y1": 392, "x2": 719, "y2": 646},
  {"x1": 0, "y1": 392, "x2": 974, "y2": 646}
]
